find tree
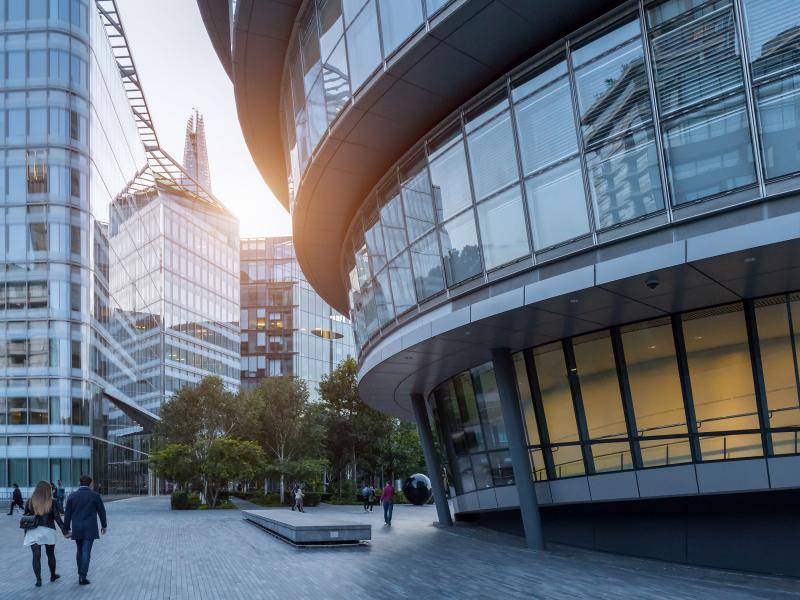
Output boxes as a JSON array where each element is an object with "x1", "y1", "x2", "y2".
[
  {"x1": 248, "y1": 376, "x2": 309, "y2": 502},
  {"x1": 149, "y1": 443, "x2": 198, "y2": 490},
  {"x1": 203, "y1": 437, "x2": 264, "y2": 508}
]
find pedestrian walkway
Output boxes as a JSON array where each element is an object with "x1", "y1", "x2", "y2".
[{"x1": 0, "y1": 496, "x2": 797, "y2": 599}]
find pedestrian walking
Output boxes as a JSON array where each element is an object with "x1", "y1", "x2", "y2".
[
  {"x1": 362, "y1": 484, "x2": 370, "y2": 511},
  {"x1": 7, "y1": 483, "x2": 24, "y2": 515},
  {"x1": 294, "y1": 485, "x2": 305, "y2": 513},
  {"x1": 63, "y1": 474, "x2": 107, "y2": 586},
  {"x1": 367, "y1": 485, "x2": 376, "y2": 512},
  {"x1": 381, "y1": 481, "x2": 394, "y2": 526},
  {"x1": 21, "y1": 480, "x2": 67, "y2": 587},
  {"x1": 290, "y1": 483, "x2": 299, "y2": 511},
  {"x1": 56, "y1": 480, "x2": 65, "y2": 515}
]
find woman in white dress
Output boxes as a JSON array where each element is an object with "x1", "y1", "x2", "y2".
[{"x1": 23, "y1": 480, "x2": 66, "y2": 587}]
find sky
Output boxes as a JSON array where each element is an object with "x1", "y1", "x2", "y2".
[{"x1": 117, "y1": 0, "x2": 291, "y2": 238}]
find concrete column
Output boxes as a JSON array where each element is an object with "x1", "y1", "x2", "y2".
[
  {"x1": 410, "y1": 393, "x2": 453, "y2": 527},
  {"x1": 491, "y1": 347, "x2": 545, "y2": 550}
]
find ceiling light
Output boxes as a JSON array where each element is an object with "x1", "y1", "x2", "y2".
[
  {"x1": 648, "y1": 345, "x2": 656, "y2": 350},
  {"x1": 569, "y1": 298, "x2": 579, "y2": 304},
  {"x1": 744, "y1": 257, "x2": 756, "y2": 264}
]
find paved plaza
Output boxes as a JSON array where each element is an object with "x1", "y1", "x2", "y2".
[{"x1": 0, "y1": 496, "x2": 798, "y2": 599}]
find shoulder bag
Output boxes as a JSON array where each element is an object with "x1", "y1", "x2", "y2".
[{"x1": 19, "y1": 514, "x2": 38, "y2": 530}]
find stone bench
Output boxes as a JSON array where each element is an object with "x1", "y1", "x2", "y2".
[{"x1": 243, "y1": 509, "x2": 371, "y2": 546}]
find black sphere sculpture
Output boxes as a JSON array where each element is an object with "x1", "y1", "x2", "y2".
[{"x1": 402, "y1": 473, "x2": 432, "y2": 506}]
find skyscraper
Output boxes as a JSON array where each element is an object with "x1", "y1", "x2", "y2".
[{"x1": 182, "y1": 109, "x2": 212, "y2": 192}]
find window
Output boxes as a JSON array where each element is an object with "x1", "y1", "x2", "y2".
[
  {"x1": 466, "y1": 99, "x2": 519, "y2": 200},
  {"x1": 756, "y1": 74, "x2": 800, "y2": 180},
  {"x1": 29, "y1": 397, "x2": 48, "y2": 425},
  {"x1": 346, "y1": 0, "x2": 381, "y2": 91},
  {"x1": 26, "y1": 150, "x2": 48, "y2": 194},
  {"x1": 373, "y1": 268, "x2": 394, "y2": 326},
  {"x1": 29, "y1": 222, "x2": 47, "y2": 251},
  {"x1": 514, "y1": 352, "x2": 547, "y2": 481},
  {"x1": 744, "y1": 0, "x2": 800, "y2": 82},
  {"x1": 378, "y1": 0, "x2": 423, "y2": 56},
  {"x1": 439, "y1": 209, "x2": 481, "y2": 285},
  {"x1": 322, "y1": 37, "x2": 350, "y2": 122},
  {"x1": 71, "y1": 340, "x2": 81, "y2": 369},
  {"x1": 8, "y1": 51, "x2": 25, "y2": 80},
  {"x1": 70, "y1": 168, "x2": 80, "y2": 198},
  {"x1": 400, "y1": 155, "x2": 436, "y2": 241},
  {"x1": 318, "y1": 0, "x2": 344, "y2": 60},
  {"x1": 621, "y1": 318, "x2": 690, "y2": 467},
  {"x1": 755, "y1": 297, "x2": 800, "y2": 454},
  {"x1": 572, "y1": 332, "x2": 632, "y2": 472},
  {"x1": 525, "y1": 158, "x2": 589, "y2": 249},
  {"x1": 379, "y1": 192, "x2": 407, "y2": 259},
  {"x1": 364, "y1": 219, "x2": 387, "y2": 273},
  {"x1": 533, "y1": 343, "x2": 584, "y2": 477},
  {"x1": 429, "y1": 134, "x2": 472, "y2": 222},
  {"x1": 435, "y1": 373, "x2": 485, "y2": 455},
  {"x1": 387, "y1": 252, "x2": 415, "y2": 314},
  {"x1": 410, "y1": 230, "x2": 444, "y2": 300},
  {"x1": 9, "y1": 397, "x2": 27, "y2": 424},
  {"x1": 476, "y1": 185, "x2": 529, "y2": 270},
  {"x1": 471, "y1": 364, "x2": 507, "y2": 450},
  {"x1": 29, "y1": 50, "x2": 47, "y2": 78},
  {"x1": 682, "y1": 304, "x2": 762, "y2": 460}
]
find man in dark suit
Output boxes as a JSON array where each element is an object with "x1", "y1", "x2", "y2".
[
  {"x1": 6, "y1": 483, "x2": 24, "y2": 515},
  {"x1": 64, "y1": 474, "x2": 107, "y2": 586}
]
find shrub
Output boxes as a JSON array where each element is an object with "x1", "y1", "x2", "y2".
[
  {"x1": 303, "y1": 492, "x2": 321, "y2": 507},
  {"x1": 170, "y1": 491, "x2": 201, "y2": 510}
]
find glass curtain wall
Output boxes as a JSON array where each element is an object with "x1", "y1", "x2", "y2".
[
  {"x1": 343, "y1": 0, "x2": 800, "y2": 354},
  {"x1": 431, "y1": 295, "x2": 800, "y2": 494}
]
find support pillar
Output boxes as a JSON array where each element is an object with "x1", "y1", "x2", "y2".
[
  {"x1": 491, "y1": 348, "x2": 545, "y2": 550},
  {"x1": 410, "y1": 393, "x2": 453, "y2": 527}
]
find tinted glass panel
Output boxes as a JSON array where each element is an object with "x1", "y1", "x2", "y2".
[
  {"x1": 387, "y1": 252, "x2": 415, "y2": 314},
  {"x1": 585, "y1": 127, "x2": 664, "y2": 228},
  {"x1": 756, "y1": 74, "x2": 800, "y2": 180},
  {"x1": 364, "y1": 220, "x2": 387, "y2": 273},
  {"x1": 318, "y1": 0, "x2": 344, "y2": 60},
  {"x1": 744, "y1": 0, "x2": 800, "y2": 81},
  {"x1": 429, "y1": 138, "x2": 472, "y2": 221},
  {"x1": 347, "y1": 0, "x2": 382, "y2": 90},
  {"x1": 410, "y1": 230, "x2": 444, "y2": 300},
  {"x1": 439, "y1": 209, "x2": 481, "y2": 285},
  {"x1": 476, "y1": 185, "x2": 529, "y2": 270},
  {"x1": 378, "y1": 0, "x2": 423, "y2": 55},
  {"x1": 467, "y1": 108, "x2": 518, "y2": 200},
  {"x1": 400, "y1": 156, "x2": 436, "y2": 241},
  {"x1": 489, "y1": 450, "x2": 514, "y2": 486},
  {"x1": 663, "y1": 94, "x2": 756, "y2": 204},
  {"x1": 472, "y1": 364, "x2": 507, "y2": 451},
  {"x1": 682, "y1": 305, "x2": 762, "y2": 460},
  {"x1": 373, "y1": 268, "x2": 394, "y2": 326},
  {"x1": 380, "y1": 192, "x2": 407, "y2": 259},
  {"x1": 471, "y1": 453, "x2": 493, "y2": 489},
  {"x1": 525, "y1": 158, "x2": 589, "y2": 249},
  {"x1": 323, "y1": 37, "x2": 350, "y2": 122}
]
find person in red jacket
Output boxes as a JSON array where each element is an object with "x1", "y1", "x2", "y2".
[{"x1": 380, "y1": 481, "x2": 394, "y2": 526}]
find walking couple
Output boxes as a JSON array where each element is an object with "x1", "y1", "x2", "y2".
[{"x1": 20, "y1": 474, "x2": 107, "y2": 587}]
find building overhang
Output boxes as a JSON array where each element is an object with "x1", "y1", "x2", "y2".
[
  {"x1": 196, "y1": 0, "x2": 233, "y2": 80},
  {"x1": 103, "y1": 391, "x2": 160, "y2": 434},
  {"x1": 357, "y1": 196, "x2": 800, "y2": 420}
]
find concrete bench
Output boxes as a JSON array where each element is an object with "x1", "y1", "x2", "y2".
[{"x1": 243, "y1": 509, "x2": 371, "y2": 546}]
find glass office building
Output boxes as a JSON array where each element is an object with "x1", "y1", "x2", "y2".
[
  {"x1": 240, "y1": 236, "x2": 353, "y2": 399},
  {"x1": 204, "y1": 0, "x2": 800, "y2": 576}
]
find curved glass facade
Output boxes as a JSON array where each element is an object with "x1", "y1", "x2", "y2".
[
  {"x1": 432, "y1": 295, "x2": 800, "y2": 493},
  {"x1": 342, "y1": 0, "x2": 800, "y2": 353},
  {"x1": 279, "y1": 0, "x2": 454, "y2": 202}
]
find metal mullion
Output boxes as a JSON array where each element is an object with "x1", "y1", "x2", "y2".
[
  {"x1": 638, "y1": 0, "x2": 674, "y2": 224},
  {"x1": 785, "y1": 295, "x2": 800, "y2": 408},
  {"x1": 671, "y1": 314, "x2": 702, "y2": 462},
  {"x1": 457, "y1": 109, "x2": 488, "y2": 284},
  {"x1": 732, "y1": 0, "x2": 767, "y2": 197},
  {"x1": 562, "y1": 338, "x2": 595, "y2": 475},
  {"x1": 744, "y1": 299, "x2": 774, "y2": 456},
  {"x1": 565, "y1": 38, "x2": 599, "y2": 246},
  {"x1": 506, "y1": 75, "x2": 537, "y2": 263},
  {"x1": 523, "y1": 349, "x2": 556, "y2": 480},
  {"x1": 611, "y1": 327, "x2": 643, "y2": 469}
]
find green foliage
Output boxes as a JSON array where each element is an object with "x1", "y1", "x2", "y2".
[
  {"x1": 170, "y1": 491, "x2": 201, "y2": 510},
  {"x1": 203, "y1": 437, "x2": 265, "y2": 508},
  {"x1": 150, "y1": 444, "x2": 197, "y2": 490}
]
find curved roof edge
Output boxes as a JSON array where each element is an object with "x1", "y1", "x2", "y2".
[
  {"x1": 196, "y1": 0, "x2": 233, "y2": 80},
  {"x1": 230, "y1": 0, "x2": 300, "y2": 209},
  {"x1": 291, "y1": 0, "x2": 627, "y2": 315}
]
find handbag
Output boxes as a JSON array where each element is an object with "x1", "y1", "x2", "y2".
[{"x1": 19, "y1": 515, "x2": 38, "y2": 531}]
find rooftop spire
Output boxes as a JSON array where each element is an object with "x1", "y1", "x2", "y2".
[{"x1": 182, "y1": 108, "x2": 212, "y2": 191}]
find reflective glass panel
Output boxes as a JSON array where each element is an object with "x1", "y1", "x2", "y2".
[
  {"x1": 379, "y1": 192, "x2": 407, "y2": 259},
  {"x1": 373, "y1": 268, "x2": 394, "y2": 326},
  {"x1": 467, "y1": 106, "x2": 518, "y2": 200},
  {"x1": 682, "y1": 304, "x2": 762, "y2": 460},
  {"x1": 525, "y1": 158, "x2": 589, "y2": 250},
  {"x1": 489, "y1": 450, "x2": 514, "y2": 486},
  {"x1": 410, "y1": 230, "x2": 444, "y2": 300},
  {"x1": 439, "y1": 209, "x2": 481, "y2": 285},
  {"x1": 387, "y1": 252, "x2": 415, "y2": 314},
  {"x1": 378, "y1": 0, "x2": 423, "y2": 56},
  {"x1": 471, "y1": 453, "x2": 493, "y2": 489},
  {"x1": 572, "y1": 331, "x2": 631, "y2": 472},
  {"x1": 429, "y1": 137, "x2": 472, "y2": 222},
  {"x1": 744, "y1": 0, "x2": 800, "y2": 81},
  {"x1": 471, "y1": 363, "x2": 507, "y2": 451},
  {"x1": 663, "y1": 94, "x2": 756, "y2": 204},
  {"x1": 437, "y1": 373, "x2": 485, "y2": 455},
  {"x1": 425, "y1": 0, "x2": 449, "y2": 15},
  {"x1": 346, "y1": 0, "x2": 382, "y2": 90},
  {"x1": 513, "y1": 63, "x2": 578, "y2": 174},
  {"x1": 649, "y1": 0, "x2": 743, "y2": 115},
  {"x1": 756, "y1": 74, "x2": 800, "y2": 180},
  {"x1": 585, "y1": 127, "x2": 664, "y2": 228},
  {"x1": 755, "y1": 297, "x2": 800, "y2": 454},
  {"x1": 621, "y1": 318, "x2": 691, "y2": 467},
  {"x1": 514, "y1": 352, "x2": 547, "y2": 481},
  {"x1": 300, "y1": 8, "x2": 322, "y2": 92},
  {"x1": 364, "y1": 220, "x2": 387, "y2": 273},
  {"x1": 533, "y1": 342, "x2": 584, "y2": 477},
  {"x1": 457, "y1": 455, "x2": 476, "y2": 493},
  {"x1": 476, "y1": 185, "x2": 529, "y2": 270},
  {"x1": 400, "y1": 155, "x2": 436, "y2": 241},
  {"x1": 574, "y1": 29, "x2": 653, "y2": 146},
  {"x1": 323, "y1": 37, "x2": 350, "y2": 122},
  {"x1": 318, "y1": 0, "x2": 345, "y2": 60}
]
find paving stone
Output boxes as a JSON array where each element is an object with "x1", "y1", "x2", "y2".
[{"x1": 0, "y1": 497, "x2": 797, "y2": 599}]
